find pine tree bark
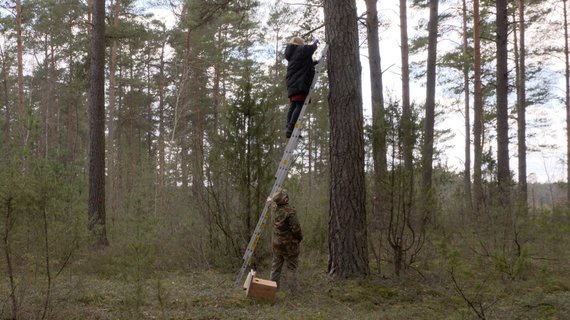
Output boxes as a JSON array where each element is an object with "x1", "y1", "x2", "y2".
[
  {"x1": 16, "y1": 0, "x2": 24, "y2": 117},
  {"x1": 516, "y1": 0, "x2": 527, "y2": 209},
  {"x1": 496, "y1": 0, "x2": 510, "y2": 206},
  {"x1": 1, "y1": 47, "x2": 9, "y2": 139},
  {"x1": 40, "y1": 37, "x2": 53, "y2": 157},
  {"x1": 190, "y1": 70, "x2": 205, "y2": 197},
  {"x1": 400, "y1": 0, "x2": 413, "y2": 175},
  {"x1": 107, "y1": 0, "x2": 119, "y2": 213},
  {"x1": 213, "y1": 31, "x2": 223, "y2": 134},
  {"x1": 324, "y1": 0, "x2": 369, "y2": 278},
  {"x1": 180, "y1": 145, "x2": 189, "y2": 189},
  {"x1": 66, "y1": 23, "x2": 76, "y2": 163},
  {"x1": 365, "y1": 0, "x2": 387, "y2": 261},
  {"x1": 461, "y1": 0, "x2": 473, "y2": 212},
  {"x1": 87, "y1": 0, "x2": 109, "y2": 246},
  {"x1": 365, "y1": 0, "x2": 386, "y2": 177},
  {"x1": 3, "y1": 198, "x2": 17, "y2": 319},
  {"x1": 473, "y1": 0, "x2": 484, "y2": 213},
  {"x1": 421, "y1": 0, "x2": 439, "y2": 211},
  {"x1": 158, "y1": 42, "x2": 166, "y2": 187},
  {"x1": 563, "y1": 0, "x2": 570, "y2": 207},
  {"x1": 146, "y1": 57, "x2": 153, "y2": 158},
  {"x1": 393, "y1": 0, "x2": 414, "y2": 277},
  {"x1": 184, "y1": 27, "x2": 205, "y2": 209}
]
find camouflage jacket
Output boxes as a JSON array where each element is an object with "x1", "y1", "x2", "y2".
[{"x1": 270, "y1": 202, "x2": 303, "y2": 256}]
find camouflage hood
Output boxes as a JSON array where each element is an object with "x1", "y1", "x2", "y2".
[{"x1": 271, "y1": 188, "x2": 289, "y2": 205}]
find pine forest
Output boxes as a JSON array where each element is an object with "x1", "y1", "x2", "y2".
[{"x1": 0, "y1": 0, "x2": 569, "y2": 319}]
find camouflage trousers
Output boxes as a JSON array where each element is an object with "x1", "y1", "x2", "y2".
[{"x1": 269, "y1": 253, "x2": 299, "y2": 293}]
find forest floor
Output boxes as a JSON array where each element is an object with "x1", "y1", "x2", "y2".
[{"x1": 2, "y1": 249, "x2": 569, "y2": 320}]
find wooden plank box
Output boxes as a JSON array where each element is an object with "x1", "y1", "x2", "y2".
[{"x1": 243, "y1": 271, "x2": 277, "y2": 303}]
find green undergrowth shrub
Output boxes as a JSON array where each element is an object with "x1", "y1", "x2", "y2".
[
  {"x1": 0, "y1": 156, "x2": 87, "y2": 319},
  {"x1": 427, "y1": 196, "x2": 570, "y2": 319},
  {"x1": 81, "y1": 189, "x2": 207, "y2": 277}
]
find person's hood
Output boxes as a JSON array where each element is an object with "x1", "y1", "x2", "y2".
[{"x1": 271, "y1": 188, "x2": 289, "y2": 205}]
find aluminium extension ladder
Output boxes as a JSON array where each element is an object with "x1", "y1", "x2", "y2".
[{"x1": 235, "y1": 43, "x2": 329, "y2": 285}]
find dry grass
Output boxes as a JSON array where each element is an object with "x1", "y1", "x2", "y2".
[
  {"x1": 1, "y1": 250, "x2": 569, "y2": 320},
  {"x1": 2, "y1": 204, "x2": 569, "y2": 319}
]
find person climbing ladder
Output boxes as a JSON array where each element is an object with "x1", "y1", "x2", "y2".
[
  {"x1": 284, "y1": 37, "x2": 319, "y2": 140},
  {"x1": 235, "y1": 42, "x2": 328, "y2": 286}
]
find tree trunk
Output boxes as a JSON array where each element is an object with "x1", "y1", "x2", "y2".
[
  {"x1": 365, "y1": 3, "x2": 387, "y2": 191},
  {"x1": 40, "y1": 36, "x2": 52, "y2": 157},
  {"x1": 107, "y1": 0, "x2": 119, "y2": 214},
  {"x1": 180, "y1": 144, "x2": 189, "y2": 189},
  {"x1": 473, "y1": 0, "x2": 484, "y2": 213},
  {"x1": 461, "y1": 0, "x2": 473, "y2": 212},
  {"x1": 516, "y1": 0, "x2": 527, "y2": 210},
  {"x1": 400, "y1": 0, "x2": 413, "y2": 175},
  {"x1": 3, "y1": 198, "x2": 18, "y2": 319},
  {"x1": 496, "y1": 0, "x2": 510, "y2": 206},
  {"x1": 395, "y1": 0, "x2": 414, "y2": 276},
  {"x1": 158, "y1": 42, "x2": 166, "y2": 187},
  {"x1": 87, "y1": 0, "x2": 109, "y2": 246},
  {"x1": 213, "y1": 29, "x2": 223, "y2": 133},
  {"x1": 308, "y1": 116, "x2": 313, "y2": 177},
  {"x1": 16, "y1": 0, "x2": 24, "y2": 118},
  {"x1": 66, "y1": 21, "x2": 76, "y2": 163},
  {"x1": 184, "y1": 26, "x2": 205, "y2": 213},
  {"x1": 564, "y1": 0, "x2": 570, "y2": 208},
  {"x1": 1, "y1": 46, "x2": 9, "y2": 140},
  {"x1": 324, "y1": 0, "x2": 369, "y2": 278},
  {"x1": 191, "y1": 70, "x2": 205, "y2": 198},
  {"x1": 421, "y1": 0, "x2": 439, "y2": 215},
  {"x1": 146, "y1": 54, "x2": 153, "y2": 158},
  {"x1": 365, "y1": 0, "x2": 387, "y2": 272}
]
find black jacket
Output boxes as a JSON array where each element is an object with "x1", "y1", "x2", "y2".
[{"x1": 284, "y1": 43, "x2": 317, "y2": 98}]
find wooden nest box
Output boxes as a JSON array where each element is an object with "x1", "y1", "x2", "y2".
[{"x1": 243, "y1": 270, "x2": 277, "y2": 303}]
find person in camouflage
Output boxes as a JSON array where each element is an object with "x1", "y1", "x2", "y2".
[{"x1": 269, "y1": 188, "x2": 303, "y2": 293}]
